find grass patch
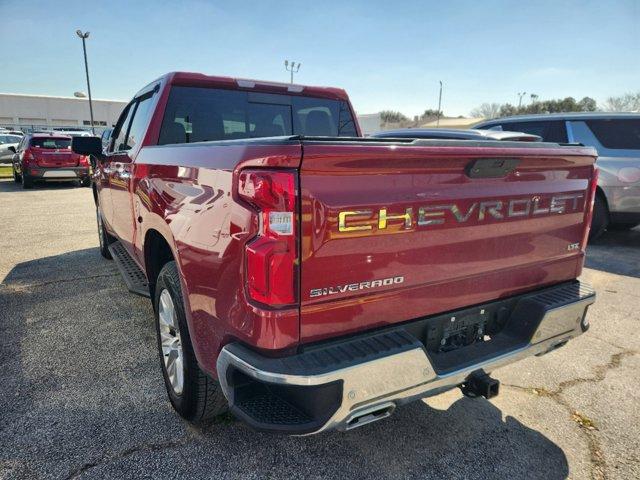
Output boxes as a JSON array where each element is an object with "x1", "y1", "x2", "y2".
[{"x1": 0, "y1": 165, "x2": 12, "y2": 178}]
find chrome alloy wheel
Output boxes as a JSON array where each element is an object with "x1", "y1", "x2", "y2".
[{"x1": 158, "y1": 289, "x2": 184, "y2": 395}]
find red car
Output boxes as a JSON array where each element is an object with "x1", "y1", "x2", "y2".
[
  {"x1": 73, "y1": 72, "x2": 597, "y2": 434},
  {"x1": 10, "y1": 133, "x2": 91, "y2": 188}
]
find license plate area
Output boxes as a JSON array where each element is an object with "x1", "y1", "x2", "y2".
[{"x1": 424, "y1": 305, "x2": 511, "y2": 354}]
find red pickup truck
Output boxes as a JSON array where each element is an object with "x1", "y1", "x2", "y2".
[{"x1": 73, "y1": 72, "x2": 597, "y2": 434}]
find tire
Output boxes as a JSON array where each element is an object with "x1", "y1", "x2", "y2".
[
  {"x1": 96, "y1": 208, "x2": 114, "y2": 259},
  {"x1": 21, "y1": 173, "x2": 33, "y2": 189},
  {"x1": 12, "y1": 166, "x2": 21, "y2": 183},
  {"x1": 589, "y1": 193, "x2": 608, "y2": 241},
  {"x1": 154, "y1": 261, "x2": 228, "y2": 424},
  {"x1": 81, "y1": 177, "x2": 91, "y2": 188}
]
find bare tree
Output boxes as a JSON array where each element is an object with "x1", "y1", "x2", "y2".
[
  {"x1": 601, "y1": 92, "x2": 640, "y2": 112},
  {"x1": 470, "y1": 103, "x2": 501, "y2": 119}
]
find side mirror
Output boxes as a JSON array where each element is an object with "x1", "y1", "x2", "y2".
[
  {"x1": 8, "y1": 146, "x2": 16, "y2": 153},
  {"x1": 72, "y1": 136, "x2": 102, "y2": 157}
]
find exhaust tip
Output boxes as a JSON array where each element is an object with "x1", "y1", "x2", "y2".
[{"x1": 345, "y1": 402, "x2": 396, "y2": 430}]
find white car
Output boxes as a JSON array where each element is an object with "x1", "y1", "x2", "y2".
[{"x1": 0, "y1": 134, "x2": 22, "y2": 161}]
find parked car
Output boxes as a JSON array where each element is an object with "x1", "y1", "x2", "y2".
[
  {"x1": 72, "y1": 71, "x2": 597, "y2": 434},
  {"x1": 10, "y1": 133, "x2": 91, "y2": 188},
  {"x1": 475, "y1": 113, "x2": 640, "y2": 237},
  {"x1": 0, "y1": 134, "x2": 22, "y2": 162},
  {"x1": 370, "y1": 128, "x2": 541, "y2": 142}
]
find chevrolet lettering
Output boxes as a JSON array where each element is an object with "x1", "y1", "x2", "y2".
[{"x1": 338, "y1": 193, "x2": 584, "y2": 233}]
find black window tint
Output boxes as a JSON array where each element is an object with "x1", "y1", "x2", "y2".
[
  {"x1": 29, "y1": 137, "x2": 71, "y2": 149},
  {"x1": 125, "y1": 95, "x2": 154, "y2": 150},
  {"x1": 247, "y1": 103, "x2": 292, "y2": 137},
  {"x1": 158, "y1": 87, "x2": 358, "y2": 145},
  {"x1": 504, "y1": 121, "x2": 567, "y2": 143},
  {"x1": 586, "y1": 119, "x2": 640, "y2": 150},
  {"x1": 112, "y1": 104, "x2": 135, "y2": 152}
]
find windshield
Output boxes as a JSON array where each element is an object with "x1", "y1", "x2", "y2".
[{"x1": 30, "y1": 138, "x2": 72, "y2": 149}]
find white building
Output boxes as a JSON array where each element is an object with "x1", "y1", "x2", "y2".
[
  {"x1": 356, "y1": 113, "x2": 382, "y2": 135},
  {"x1": 0, "y1": 93, "x2": 127, "y2": 132}
]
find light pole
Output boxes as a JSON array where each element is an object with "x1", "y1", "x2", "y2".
[
  {"x1": 517, "y1": 91, "x2": 527, "y2": 109},
  {"x1": 284, "y1": 60, "x2": 300, "y2": 84},
  {"x1": 76, "y1": 30, "x2": 95, "y2": 134},
  {"x1": 436, "y1": 80, "x2": 443, "y2": 127}
]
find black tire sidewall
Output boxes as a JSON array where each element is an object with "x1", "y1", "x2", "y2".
[
  {"x1": 589, "y1": 194, "x2": 608, "y2": 240},
  {"x1": 21, "y1": 173, "x2": 32, "y2": 189},
  {"x1": 154, "y1": 261, "x2": 200, "y2": 419},
  {"x1": 96, "y1": 208, "x2": 113, "y2": 259}
]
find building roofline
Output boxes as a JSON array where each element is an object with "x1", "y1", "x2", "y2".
[{"x1": 0, "y1": 92, "x2": 127, "y2": 103}]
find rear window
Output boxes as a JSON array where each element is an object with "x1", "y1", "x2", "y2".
[
  {"x1": 158, "y1": 86, "x2": 357, "y2": 145},
  {"x1": 500, "y1": 121, "x2": 567, "y2": 143},
  {"x1": 29, "y1": 137, "x2": 71, "y2": 149},
  {"x1": 586, "y1": 119, "x2": 640, "y2": 150}
]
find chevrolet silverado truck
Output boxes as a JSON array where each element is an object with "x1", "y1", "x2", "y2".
[{"x1": 72, "y1": 72, "x2": 597, "y2": 435}]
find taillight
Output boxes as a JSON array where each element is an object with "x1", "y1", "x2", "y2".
[
  {"x1": 78, "y1": 155, "x2": 90, "y2": 166},
  {"x1": 581, "y1": 166, "x2": 599, "y2": 249},
  {"x1": 238, "y1": 169, "x2": 297, "y2": 306},
  {"x1": 22, "y1": 149, "x2": 33, "y2": 164}
]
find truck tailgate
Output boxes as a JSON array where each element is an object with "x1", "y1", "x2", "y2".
[{"x1": 299, "y1": 141, "x2": 597, "y2": 342}]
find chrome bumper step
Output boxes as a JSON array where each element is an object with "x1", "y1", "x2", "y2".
[{"x1": 217, "y1": 280, "x2": 595, "y2": 435}]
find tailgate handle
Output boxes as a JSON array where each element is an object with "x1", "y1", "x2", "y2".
[{"x1": 466, "y1": 158, "x2": 520, "y2": 178}]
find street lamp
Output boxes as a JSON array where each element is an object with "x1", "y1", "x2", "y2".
[
  {"x1": 284, "y1": 60, "x2": 301, "y2": 84},
  {"x1": 517, "y1": 91, "x2": 527, "y2": 109},
  {"x1": 436, "y1": 80, "x2": 443, "y2": 127},
  {"x1": 76, "y1": 30, "x2": 95, "y2": 134}
]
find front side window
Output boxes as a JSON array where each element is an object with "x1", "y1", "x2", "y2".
[
  {"x1": 586, "y1": 119, "x2": 640, "y2": 150},
  {"x1": 29, "y1": 137, "x2": 71, "y2": 149},
  {"x1": 112, "y1": 103, "x2": 135, "y2": 152},
  {"x1": 158, "y1": 86, "x2": 358, "y2": 145},
  {"x1": 125, "y1": 94, "x2": 155, "y2": 150}
]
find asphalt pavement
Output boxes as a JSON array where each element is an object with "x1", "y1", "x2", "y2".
[{"x1": 0, "y1": 178, "x2": 638, "y2": 479}]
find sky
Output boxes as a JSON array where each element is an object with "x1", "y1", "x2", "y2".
[{"x1": 0, "y1": 0, "x2": 638, "y2": 117}]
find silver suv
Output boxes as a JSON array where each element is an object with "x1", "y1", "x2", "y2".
[{"x1": 475, "y1": 113, "x2": 640, "y2": 238}]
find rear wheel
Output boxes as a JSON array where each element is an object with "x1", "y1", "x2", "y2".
[
  {"x1": 21, "y1": 172, "x2": 33, "y2": 189},
  {"x1": 589, "y1": 193, "x2": 608, "y2": 241},
  {"x1": 96, "y1": 208, "x2": 114, "y2": 259},
  {"x1": 154, "y1": 261, "x2": 228, "y2": 424},
  {"x1": 81, "y1": 177, "x2": 91, "y2": 188}
]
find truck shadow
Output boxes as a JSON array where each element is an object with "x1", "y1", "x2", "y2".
[
  {"x1": 586, "y1": 227, "x2": 640, "y2": 278},
  {"x1": 1, "y1": 248, "x2": 570, "y2": 479}
]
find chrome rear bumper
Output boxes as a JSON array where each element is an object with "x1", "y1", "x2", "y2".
[{"x1": 217, "y1": 281, "x2": 595, "y2": 435}]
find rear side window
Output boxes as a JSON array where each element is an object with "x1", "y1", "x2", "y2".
[
  {"x1": 502, "y1": 121, "x2": 567, "y2": 143},
  {"x1": 29, "y1": 137, "x2": 71, "y2": 149},
  {"x1": 586, "y1": 119, "x2": 640, "y2": 150},
  {"x1": 158, "y1": 86, "x2": 357, "y2": 145}
]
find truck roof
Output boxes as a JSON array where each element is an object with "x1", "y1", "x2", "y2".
[{"x1": 151, "y1": 71, "x2": 350, "y2": 102}]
